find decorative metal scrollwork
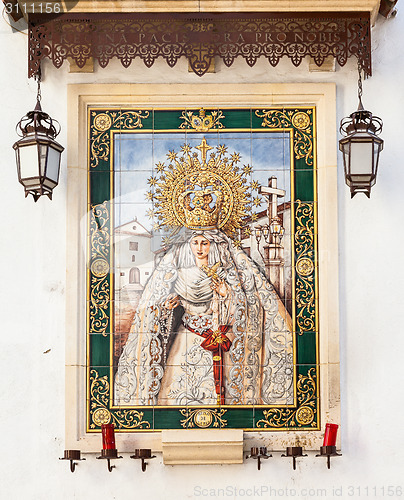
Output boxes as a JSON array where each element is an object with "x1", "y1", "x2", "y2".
[{"x1": 29, "y1": 13, "x2": 371, "y2": 78}]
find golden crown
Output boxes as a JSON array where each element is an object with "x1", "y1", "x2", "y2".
[
  {"x1": 180, "y1": 188, "x2": 222, "y2": 229},
  {"x1": 149, "y1": 137, "x2": 251, "y2": 242}
]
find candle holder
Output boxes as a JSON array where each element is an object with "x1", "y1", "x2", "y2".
[
  {"x1": 59, "y1": 450, "x2": 85, "y2": 473},
  {"x1": 245, "y1": 447, "x2": 272, "y2": 470},
  {"x1": 316, "y1": 446, "x2": 342, "y2": 469},
  {"x1": 96, "y1": 448, "x2": 123, "y2": 472},
  {"x1": 281, "y1": 446, "x2": 307, "y2": 470},
  {"x1": 130, "y1": 449, "x2": 156, "y2": 472}
]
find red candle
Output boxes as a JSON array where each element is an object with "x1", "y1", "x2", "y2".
[
  {"x1": 323, "y1": 423, "x2": 338, "y2": 446},
  {"x1": 101, "y1": 423, "x2": 116, "y2": 450}
]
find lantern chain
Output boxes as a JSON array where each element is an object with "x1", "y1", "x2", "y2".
[
  {"x1": 357, "y1": 65, "x2": 363, "y2": 102},
  {"x1": 35, "y1": 68, "x2": 42, "y2": 103}
]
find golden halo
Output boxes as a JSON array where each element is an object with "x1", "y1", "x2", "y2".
[{"x1": 152, "y1": 138, "x2": 251, "y2": 238}]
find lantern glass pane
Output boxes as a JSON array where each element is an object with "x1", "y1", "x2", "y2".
[
  {"x1": 19, "y1": 144, "x2": 39, "y2": 179},
  {"x1": 39, "y1": 144, "x2": 48, "y2": 176},
  {"x1": 339, "y1": 139, "x2": 350, "y2": 174},
  {"x1": 47, "y1": 146, "x2": 61, "y2": 183},
  {"x1": 350, "y1": 141, "x2": 373, "y2": 176},
  {"x1": 373, "y1": 142, "x2": 382, "y2": 174}
]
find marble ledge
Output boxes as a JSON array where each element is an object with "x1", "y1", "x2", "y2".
[{"x1": 162, "y1": 429, "x2": 244, "y2": 464}]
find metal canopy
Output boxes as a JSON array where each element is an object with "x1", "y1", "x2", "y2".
[{"x1": 28, "y1": 12, "x2": 372, "y2": 77}]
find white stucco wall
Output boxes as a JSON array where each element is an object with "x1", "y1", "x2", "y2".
[{"x1": 0, "y1": 11, "x2": 403, "y2": 500}]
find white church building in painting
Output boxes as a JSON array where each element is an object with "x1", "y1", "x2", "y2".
[
  {"x1": 114, "y1": 217, "x2": 154, "y2": 290},
  {"x1": 114, "y1": 217, "x2": 154, "y2": 340}
]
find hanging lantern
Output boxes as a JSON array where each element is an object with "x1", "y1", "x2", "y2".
[
  {"x1": 339, "y1": 69, "x2": 384, "y2": 198},
  {"x1": 13, "y1": 74, "x2": 64, "y2": 202}
]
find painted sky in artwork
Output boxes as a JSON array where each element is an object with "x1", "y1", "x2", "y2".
[{"x1": 114, "y1": 131, "x2": 291, "y2": 238}]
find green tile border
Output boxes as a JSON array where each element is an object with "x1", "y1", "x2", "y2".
[{"x1": 87, "y1": 106, "x2": 319, "y2": 432}]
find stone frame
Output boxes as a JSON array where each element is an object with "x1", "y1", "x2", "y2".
[{"x1": 66, "y1": 83, "x2": 340, "y2": 454}]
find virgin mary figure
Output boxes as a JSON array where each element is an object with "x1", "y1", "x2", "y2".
[
  {"x1": 114, "y1": 139, "x2": 294, "y2": 407},
  {"x1": 114, "y1": 227, "x2": 293, "y2": 406}
]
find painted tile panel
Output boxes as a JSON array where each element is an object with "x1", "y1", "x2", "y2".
[{"x1": 87, "y1": 106, "x2": 318, "y2": 432}]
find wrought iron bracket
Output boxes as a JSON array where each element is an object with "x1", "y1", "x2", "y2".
[
  {"x1": 130, "y1": 450, "x2": 156, "y2": 472},
  {"x1": 96, "y1": 449, "x2": 123, "y2": 472},
  {"x1": 59, "y1": 450, "x2": 85, "y2": 473},
  {"x1": 28, "y1": 12, "x2": 372, "y2": 78}
]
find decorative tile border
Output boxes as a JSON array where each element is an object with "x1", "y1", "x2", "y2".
[{"x1": 87, "y1": 105, "x2": 319, "y2": 432}]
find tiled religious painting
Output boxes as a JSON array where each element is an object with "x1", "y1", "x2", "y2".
[{"x1": 87, "y1": 107, "x2": 318, "y2": 432}]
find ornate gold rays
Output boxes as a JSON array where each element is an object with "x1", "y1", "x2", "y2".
[{"x1": 149, "y1": 138, "x2": 252, "y2": 241}]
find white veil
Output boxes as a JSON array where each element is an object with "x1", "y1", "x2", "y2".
[{"x1": 114, "y1": 228, "x2": 294, "y2": 406}]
